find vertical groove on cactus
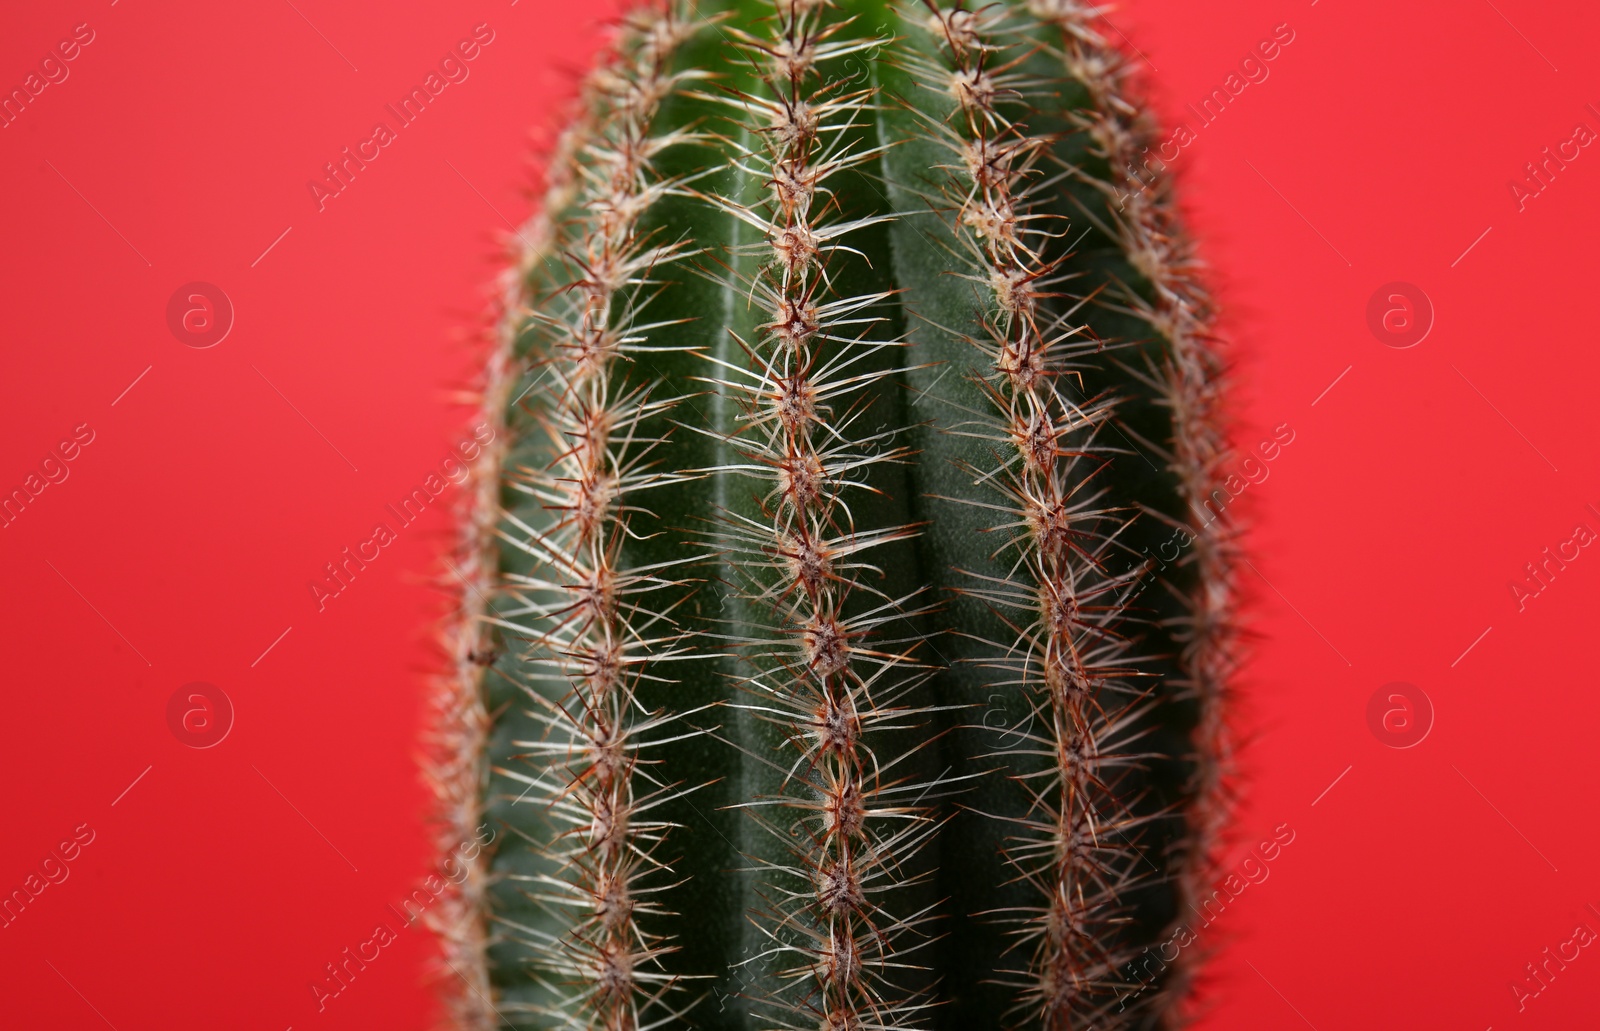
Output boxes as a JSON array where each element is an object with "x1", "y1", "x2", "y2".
[{"x1": 437, "y1": 2, "x2": 1232, "y2": 1029}]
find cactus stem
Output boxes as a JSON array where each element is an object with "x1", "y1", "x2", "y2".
[{"x1": 448, "y1": 4, "x2": 1233, "y2": 1027}]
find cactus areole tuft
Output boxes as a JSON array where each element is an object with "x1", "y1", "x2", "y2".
[{"x1": 435, "y1": 2, "x2": 1235, "y2": 1028}]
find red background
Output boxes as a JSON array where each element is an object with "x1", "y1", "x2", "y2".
[{"x1": 2, "y1": 1, "x2": 1597, "y2": 1028}]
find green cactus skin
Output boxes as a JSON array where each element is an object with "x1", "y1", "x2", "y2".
[{"x1": 434, "y1": 2, "x2": 1234, "y2": 1029}]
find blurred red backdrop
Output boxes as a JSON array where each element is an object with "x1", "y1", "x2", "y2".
[{"x1": 2, "y1": 1, "x2": 1597, "y2": 1028}]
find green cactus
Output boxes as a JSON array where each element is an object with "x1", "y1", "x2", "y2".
[{"x1": 433, "y1": 1, "x2": 1234, "y2": 1028}]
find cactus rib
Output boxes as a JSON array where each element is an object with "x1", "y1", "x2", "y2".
[
  {"x1": 1030, "y1": 6, "x2": 1238, "y2": 1015},
  {"x1": 883, "y1": 6, "x2": 1177, "y2": 1026},
  {"x1": 474, "y1": 8, "x2": 714, "y2": 1028},
  {"x1": 691, "y1": 7, "x2": 948, "y2": 1029}
]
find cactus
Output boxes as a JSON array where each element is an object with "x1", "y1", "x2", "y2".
[{"x1": 434, "y1": 1, "x2": 1234, "y2": 1029}]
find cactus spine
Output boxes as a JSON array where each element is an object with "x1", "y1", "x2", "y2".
[{"x1": 434, "y1": 2, "x2": 1232, "y2": 1029}]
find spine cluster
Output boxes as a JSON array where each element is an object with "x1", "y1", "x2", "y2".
[
  {"x1": 1031, "y1": 2, "x2": 1237, "y2": 1015},
  {"x1": 482, "y1": 7, "x2": 703, "y2": 1029},
  {"x1": 706, "y1": 4, "x2": 940, "y2": 1028},
  {"x1": 912, "y1": 4, "x2": 1160, "y2": 1027}
]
